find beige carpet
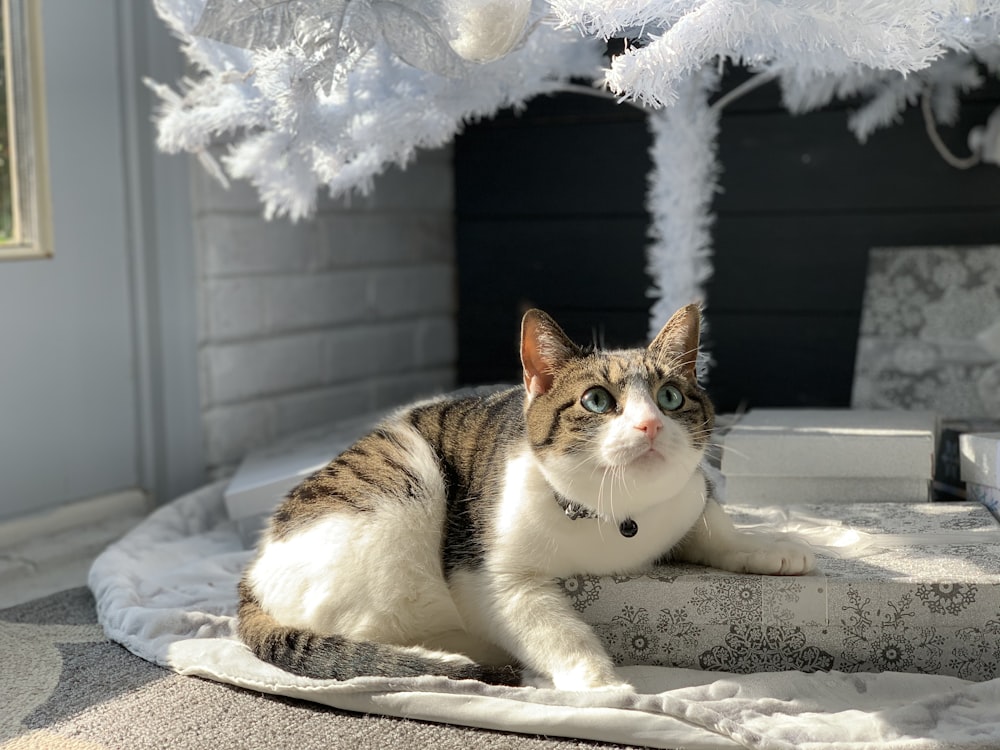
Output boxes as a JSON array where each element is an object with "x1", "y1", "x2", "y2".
[{"x1": 0, "y1": 587, "x2": 643, "y2": 750}]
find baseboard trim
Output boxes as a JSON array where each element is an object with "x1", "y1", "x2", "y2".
[
  {"x1": 0, "y1": 490, "x2": 149, "y2": 550},
  {"x1": 0, "y1": 490, "x2": 150, "y2": 607}
]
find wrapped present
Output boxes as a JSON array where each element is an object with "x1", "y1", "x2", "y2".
[
  {"x1": 935, "y1": 420, "x2": 1000, "y2": 499},
  {"x1": 719, "y1": 409, "x2": 938, "y2": 505},
  {"x1": 720, "y1": 409, "x2": 938, "y2": 478},
  {"x1": 222, "y1": 412, "x2": 385, "y2": 545},
  {"x1": 223, "y1": 412, "x2": 384, "y2": 519},
  {"x1": 721, "y1": 476, "x2": 931, "y2": 504},
  {"x1": 566, "y1": 502, "x2": 1000, "y2": 680},
  {"x1": 961, "y1": 432, "x2": 1000, "y2": 519},
  {"x1": 968, "y1": 483, "x2": 1000, "y2": 521}
]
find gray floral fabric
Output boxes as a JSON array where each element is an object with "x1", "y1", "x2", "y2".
[
  {"x1": 561, "y1": 502, "x2": 1000, "y2": 680},
  {"x1": 852, "y1": 246, "x2": 1000, "y2": 418}
]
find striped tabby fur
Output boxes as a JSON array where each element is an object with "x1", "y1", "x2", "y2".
[{"x1": 238, "y1": 304, "x2": 814, "y2": 690}]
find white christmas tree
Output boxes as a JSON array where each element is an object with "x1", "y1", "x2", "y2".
[
  {"x1": 150, "y1": 0, "x2": 604, "y2": 220},
  {"x1": 149, "y1": 0, "x2": 1000, "y2": 338}
]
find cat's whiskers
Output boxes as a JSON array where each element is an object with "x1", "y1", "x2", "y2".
[
  {"x1": 715, "y1": 442, "x2": 750, "y2": 462},
  {"x1": 610, "y1": 464, "x2": 624, "y2": 525},
  {"x1": 690, "y1": 432, "x2": 715, "y2": 449},
  {"x1": 595, "y1": 464, "x2": 613, "y2": 542},
  {"x1": 689, "y1": 416, "x2": 713, "y2": 432},
  {"x1": 622, "y1": 461, "x2": 640, "y2": 494},
  {"x1": 613, "y1": 463, "x2": 629, "y2": 521},
  {"x1": 566, "y1": 448, "x2": 600, "y2": 475},
  {"x1": 687, "y1": 422, "x2": 716, "y2": 448},
  {"x1": 597, "y1": 464, "x2": 612, "y2": 520}
]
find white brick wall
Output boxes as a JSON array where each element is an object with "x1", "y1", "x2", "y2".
[{"x1": 192, "y1": 147, "x2": 457, "y2": 476}]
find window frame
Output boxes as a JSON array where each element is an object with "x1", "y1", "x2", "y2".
[{"x1": 1, "y1": 0, "x2": 51, "y2": 260}]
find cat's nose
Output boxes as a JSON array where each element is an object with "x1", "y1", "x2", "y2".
[{"x1": 634, "y1": 418, "x2": 661, "y2": 439}]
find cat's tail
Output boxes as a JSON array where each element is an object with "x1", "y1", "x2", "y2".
[{"x1": 236, "y1": 581, "x2": 521, "y2": 686}]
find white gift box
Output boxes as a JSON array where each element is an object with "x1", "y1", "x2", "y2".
[
  {"x1": 960, "y1": 432, "x2": 1000, "y2": 488},
  {"x1": 720, "y1": 409, "x2": 938, "y2": 479},
  {"x1": 960, "y1": 432, "x2": 1000, "y2": 519},
  {"x1": 223, "y1": 411, "x2": 385, "y2": 522},
  {"x1": 968, "y1": 483, "x2": 1000, "y2": 521},
  {"x1": 722, "y1": 475, "x2": 931, "y2": 504},
  {"x1": 223, "y1": 411, "x2": 385, "y2": 545},
  {"x1": 568, "y1": 502, "x2": 1000, "y2": 680}
]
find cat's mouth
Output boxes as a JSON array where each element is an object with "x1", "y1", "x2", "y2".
[
  {"x1": 623, "y1": 445, "x2": 665, "y2": 468},
  {"x1": 603, "y1": 439, "x2": 672, "y2": 471}
]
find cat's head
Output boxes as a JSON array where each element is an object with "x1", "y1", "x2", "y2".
[{"x1": 520, "y1": 304, "x2": 714, "y2": 516}]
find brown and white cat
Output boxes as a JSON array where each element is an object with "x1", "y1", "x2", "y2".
[{"x1": 238, "y1": 304, "x2": 814, "y2": 690}]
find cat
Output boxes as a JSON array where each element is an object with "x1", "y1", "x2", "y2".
[{"x1": 237, "y1": 303, "x2": 814, "y2": 690}]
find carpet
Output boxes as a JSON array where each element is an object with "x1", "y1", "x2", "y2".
[{"x1": 0, "y1": 586, "x2": 643, "y2": 750}]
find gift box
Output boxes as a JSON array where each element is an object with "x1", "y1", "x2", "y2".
[
  {"x1": 720, "y1": 409, "x2": 938, "y2": 477},
  {"x1": 960, "y1": 432, "x2": 1000, "y2": 519},
  {"x1": 935, "y1": 419, "x2": 1000, "y2": 500},
  {"x1": 721, "y1": 476, "x2": 931, "y2": 504},
  {"x1": 224, "y1": 412, "x2": 384, "y2": 519},
  {"x1": 223, "y1": 412, "x2": 385, "y2": 544},
  {"x1": 566, "y1": 502, "x2": 1000, "y2": 680},
  {"x1": 719, "y1": 409, "x2": 938, "y2": 504},
  {"x1": 851, "y1": 246, "x2": 1000, "y2": 420},
  {"x1": 968, "y1": 484, "x2": 1000, "y2": 520}
]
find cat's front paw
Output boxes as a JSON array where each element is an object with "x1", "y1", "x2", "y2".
[
  {"x1": 722, "y1": 538, "x2": 815, "y2": 575},
  {"x1": 549, "y1": 661, "x2": 633, "y2": 692}
]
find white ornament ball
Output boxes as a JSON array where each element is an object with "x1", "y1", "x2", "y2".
[{"x1": 442, "y1": 0, "x2": 531, "y2": 63}]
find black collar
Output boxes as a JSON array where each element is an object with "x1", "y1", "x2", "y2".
[{"x1": 553, "y1": 491, "x2": 638, "y2": 538}]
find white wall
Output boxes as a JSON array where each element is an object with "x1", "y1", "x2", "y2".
[
  {"x1": 0, "y1": 1, "x2": 137, "y2": 521},
  {"x1": 0, "y1": 1, "x2": 204, "y2": 520},
  {"x1": 192, "y1": 147, "x2": 458, "y2": 478}
]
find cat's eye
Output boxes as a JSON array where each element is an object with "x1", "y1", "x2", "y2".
[
  {"x1": 581, "y1": 387, "x2": 615, "y2": 414},
  {"x1": 656, "y1": 384, "x2": 684, "y2": 411}
]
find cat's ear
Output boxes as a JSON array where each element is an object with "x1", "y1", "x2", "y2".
[
  {"x1": 648, "y1": 303, "x2": 702, "y2": 380},
  {"x1": 521, "y1": 309, "x2": 580, "y2": 398}
]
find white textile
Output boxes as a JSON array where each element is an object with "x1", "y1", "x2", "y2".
[{"x1": 91, "y1": 482, "x2": 1000, "y2": 750}]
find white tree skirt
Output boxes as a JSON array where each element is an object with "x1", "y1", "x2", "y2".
[{"x1": 90, "y1": 481, "x2": 1000, "y2": 750}]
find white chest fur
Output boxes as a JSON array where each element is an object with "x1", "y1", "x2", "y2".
[{"x1": 489, "y1": 450, "x2": 707, "y2": 578}]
